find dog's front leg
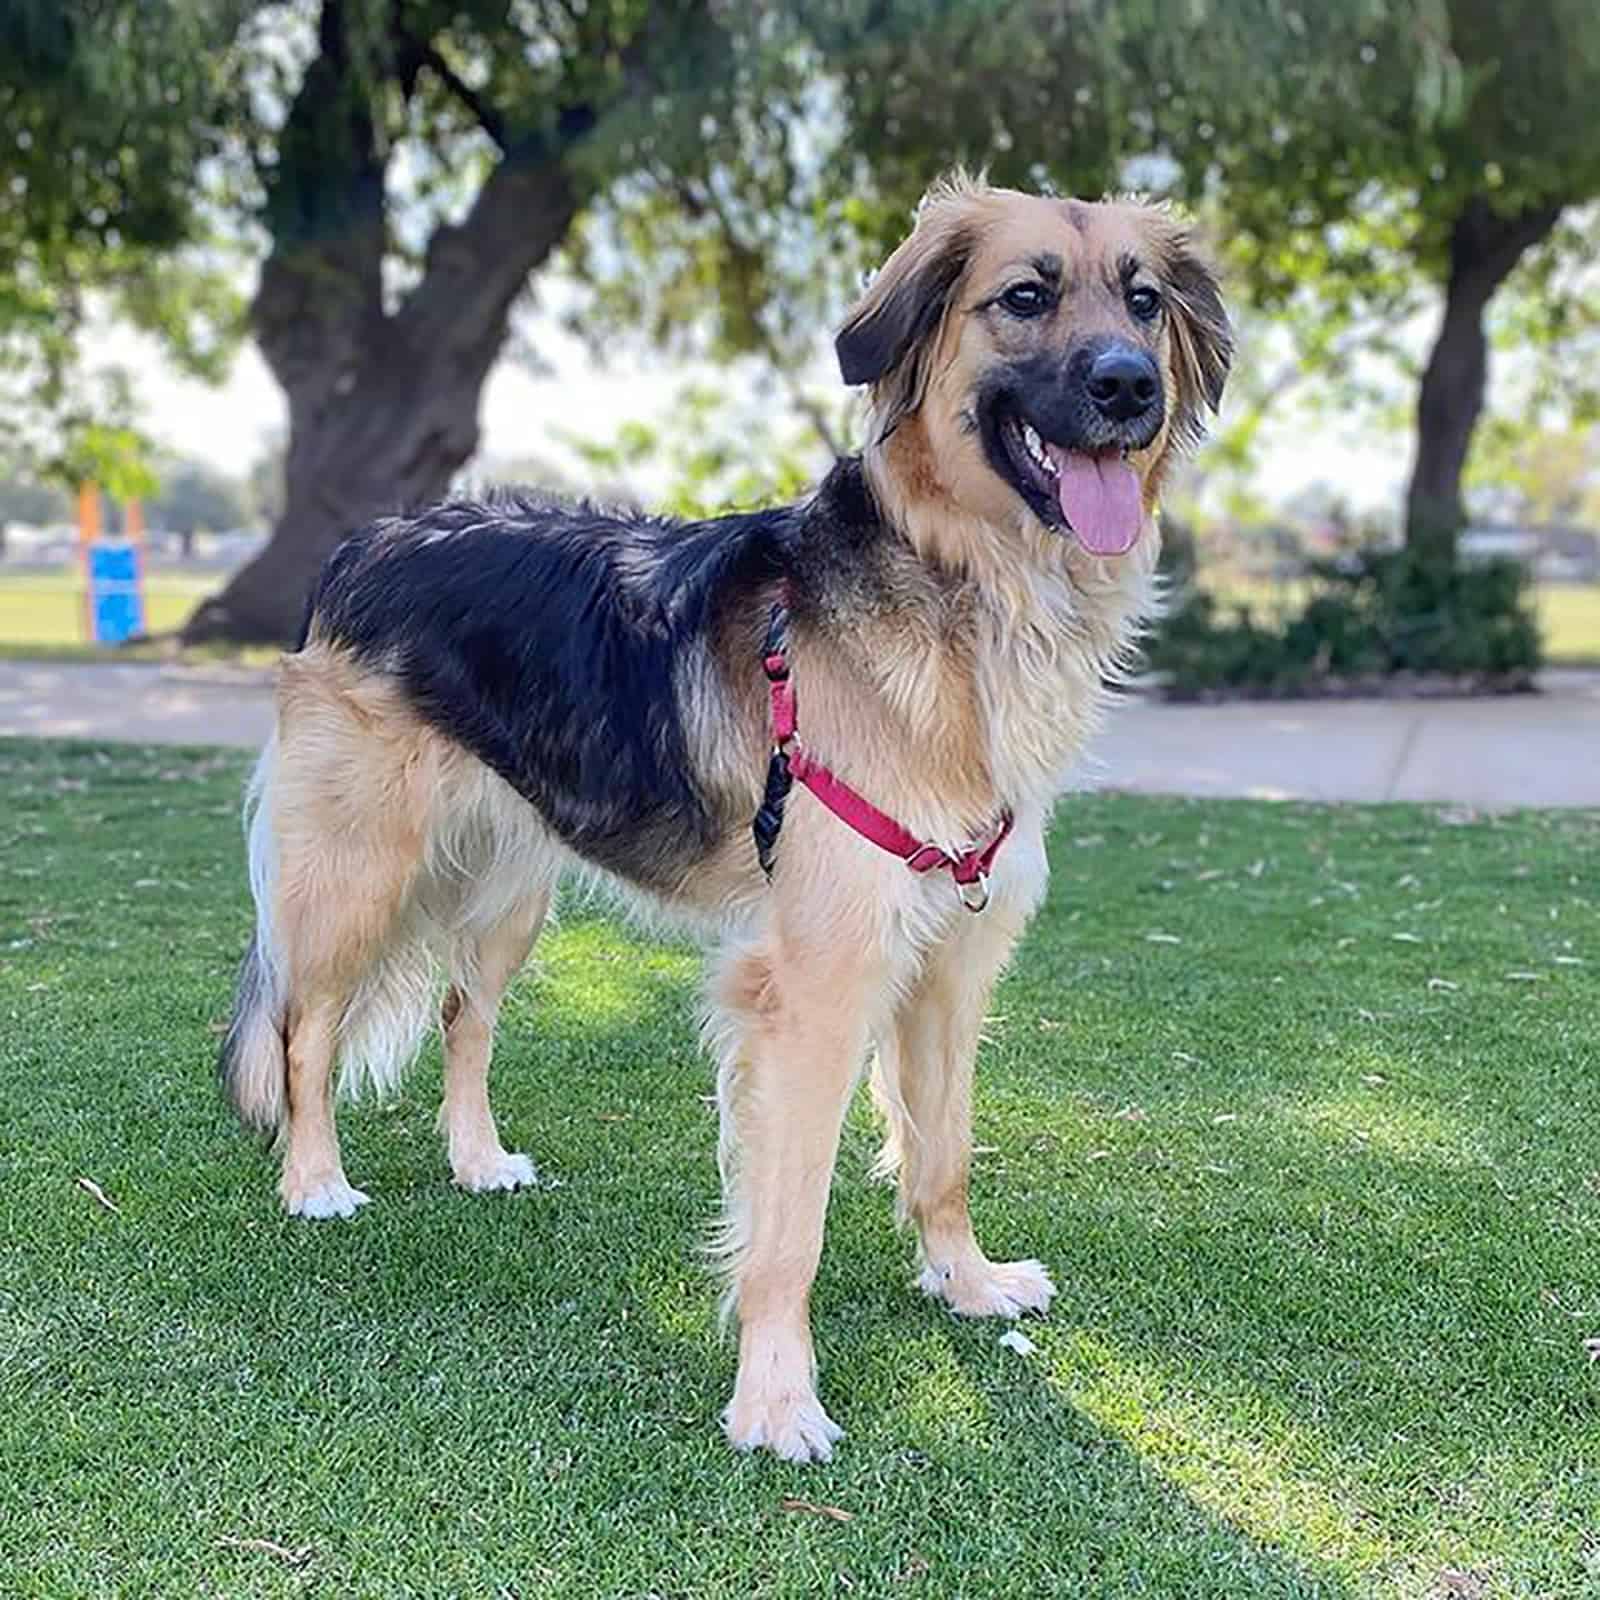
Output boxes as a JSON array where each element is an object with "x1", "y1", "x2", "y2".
[
  {"x1": 712, "y1": 938, "x2": 881, "y2": 1463},
  {"x1": 874, "y1": 856, "x2": 1057, "y2": 1319}
]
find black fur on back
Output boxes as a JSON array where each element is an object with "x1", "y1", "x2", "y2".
[{"x1": 303, "y1": 457, "x2": 888, "y2": 889}]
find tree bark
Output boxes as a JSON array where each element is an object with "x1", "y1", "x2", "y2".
[{"x1": 1405, "y1": 195, "x2": 1564, "y2": 564}]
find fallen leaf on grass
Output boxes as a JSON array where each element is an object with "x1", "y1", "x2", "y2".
[
  {"x1": 1360, "y1": 1074, "x2": 1387, "y2": 1087},
  {"x1": 1583, "y1": 1338, "x2": 1600, "y2": 1364},
  {"x1": 1212, "y1": 1113, "x2": 1238, "y2": 1125},
  {"x1": 1246, "y1": 858, "x2": 1266, "y2": 878},
  {"x1": 1427, "y1": 978, "x2": 1459, "y2": 992},
  {"x1": 896, "y1": 1553, "x2": 931, "y2": 1583},
  {"x1": 998, "y1": 1328, "x2": 1037, "y2": 1357},
  {"x1": 1505, "y1": 971, "x2": 1543, "y2": 982},
  {"x1": 218, "y1": 1536, "x2": 314, "y2": 1567},
  {"x1": 1431, "y1": 1569, "x2": 1488, "y2": 1600},
  {"x1": 1391, "y1": 932, "x2": 1423, "y2": 944},
  {"x1": 74, "y1": 1176, "x2": 119, "y2": 1214},
  {"x1": 1554, "y1": 955, "x2": 1585, "y2": 966},
  {"x1": 1085, "y1": 1149, "x2": 1113, "y2": 1162},
  {"x1": 781, "y1": 1498, "x2": 854, "y2": 1524},
  {"x1": 1145, "y1": 932, "x2": 1182, "y2": 945}
]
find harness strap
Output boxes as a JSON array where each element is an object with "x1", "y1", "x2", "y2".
[{"x1": 756, "y1": 603, "x2": 1012, "y2": 911}]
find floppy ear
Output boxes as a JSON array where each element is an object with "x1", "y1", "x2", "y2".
[
  {"x1": 1160, "y1": 224, "x2": 1233, "y2": 451},
  {"x1": 835, "y1": 188, "x2": 978, "y2": 436}
]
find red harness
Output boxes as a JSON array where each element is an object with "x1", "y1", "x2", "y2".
[{"x1": 757, "y1": 606, "x2": 1012, "y2": 912}]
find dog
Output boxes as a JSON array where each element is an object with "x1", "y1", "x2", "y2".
[{"x1": 219, "y1": 173, "x2": 1231, "y2": 1462}]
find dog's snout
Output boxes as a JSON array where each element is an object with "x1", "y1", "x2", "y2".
[{"x1": 1086, "y1": 348, "x2": 1160, "y2": 423}]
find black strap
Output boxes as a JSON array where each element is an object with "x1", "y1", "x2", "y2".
[{"x1": 753, "y1": 602, "x2": 793, "y2": 877}]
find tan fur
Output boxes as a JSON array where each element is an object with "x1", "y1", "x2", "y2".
[{"x1": 240, "y1": 177, "x2": 1225, "y2": 1458}]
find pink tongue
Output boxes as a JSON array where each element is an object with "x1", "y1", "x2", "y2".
[{"x1": 1047, "y1": 448, "x2": 1142, "y2": 556}]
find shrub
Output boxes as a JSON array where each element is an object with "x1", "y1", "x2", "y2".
[{"x1": 1147, "y1": 547, "x2": 1543, "y2": 699}]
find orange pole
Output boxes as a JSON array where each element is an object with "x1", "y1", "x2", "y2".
[
  {"x1": 78, "y1": 482, "x2": 101, "y2": 642},
  {"x1": 78, "y1": 481, "x2": 101, "y2": 543}
]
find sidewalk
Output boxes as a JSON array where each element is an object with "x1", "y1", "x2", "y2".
[{"x1": 2, "y1": 659, "x2": 1598, "y2": 808}]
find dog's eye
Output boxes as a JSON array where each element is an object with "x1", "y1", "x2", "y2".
[
  {"x1": 1127, "y1": 285, "x2": 1163, "y2": 321},
  {"x1": 999, "y1": 282, "x2": 1050, "y2": 318}
]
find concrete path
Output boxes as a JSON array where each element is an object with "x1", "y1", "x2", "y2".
[{"x1": 2, "y1": 659, "x2": 1598, "y2": 809}]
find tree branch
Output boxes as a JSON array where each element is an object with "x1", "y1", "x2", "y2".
[
  {"x1": 677, "y1": 177, "x2": 844, "y2": 459},
  {"x1": 417, "y1": 43, "x2": 507, "y2": 152}
]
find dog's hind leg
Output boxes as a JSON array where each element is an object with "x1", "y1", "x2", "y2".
[
  {"x1": 439, "y1": 886, "x2": 551, "y2": 1193},
  {"x1": 874, "y1": 886, "x2": 1056, "y2": 1319},
  {"x1": 279, "y1": 990, "x2": 368, "y2": 1218},
  {"x1": 263, "y1": 650, "x2": 437, "y2": 1217}
]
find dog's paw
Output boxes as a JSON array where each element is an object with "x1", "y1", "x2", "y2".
[
  {"x1": 919, "y1": 1256, "x2": 1056, "y2": 1319},
  {"x1": 453, "y1": 1150, "x2": 538, "y2": 1194},
  {"x1": 723, "y1": 1386, "x2": 843, "y2": 1463},
  {"x1": 282, "y1": 1174, "x2": 371, "y2": 1220}
]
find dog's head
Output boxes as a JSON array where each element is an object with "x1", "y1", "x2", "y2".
[{"x1": 837, "y1": 175, "x2": 1231, "y2": 561}]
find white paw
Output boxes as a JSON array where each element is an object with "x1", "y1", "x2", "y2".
[
  {"x1": 282, "y1": 1175, "x2": 371, "y2": 1220},
  {"x1": 723, "y1": 1387, "x2": 844, "y2": 1463},
  {"x1": 919, "y1": 1256, "x2": 1057, "y2": 1319},
  {"x1": 453, "y1": 1150, "x2": 537, "y2": 1194}
]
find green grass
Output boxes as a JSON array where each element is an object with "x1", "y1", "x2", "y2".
[
  {"x1": 1538, "y1": 586, "x2": 1600, "y2": 666},
  {"x1": 2, "y1": 739, "x2": 1598, "y2": 1599},
  {"x1": 0, "y1": 567, "x2": 216, "y2": 657}
]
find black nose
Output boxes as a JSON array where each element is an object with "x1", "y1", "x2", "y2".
[{"x1": 1086, "y1": 348, "x2": 1160, "y2": 422}]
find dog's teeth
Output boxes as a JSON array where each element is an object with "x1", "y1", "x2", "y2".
[{"x1": 1021, "y1": 422, "x2": 1054, "y2": 474}]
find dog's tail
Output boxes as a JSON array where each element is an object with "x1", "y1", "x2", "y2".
[{"x1": 219, "y1": 733, "x2": 289, "y2": 1137}]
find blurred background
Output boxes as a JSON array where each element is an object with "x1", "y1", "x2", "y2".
[{"x1": 1, "y1": 0, "x2": 1597, "y2": 698}]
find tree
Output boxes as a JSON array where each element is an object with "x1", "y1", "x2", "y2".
[
  {"x1": 0, "y1": 1, "x2": 247, "y2": 488},
  {"x1": 4, "y1": 0, "x2": 753, "y2": 641},
  {"x1": 582, "y1": 2, "x2": 1600, "y2": 568},
  {"x1": 1140, "y1": 0, "x2": 1600, "y2": 562},
  {"x1": 148, "y1": 458, "x2": 250, "y2": 555},
  {"x1": 173, "y1": 0, "x2": 742, "y2": 643}
]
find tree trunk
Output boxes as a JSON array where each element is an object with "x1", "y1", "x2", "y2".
[
  {"x1": 1406, "y1": 195, "x2": 1564, "y2": 565},
  {"x1": 177, "y1": 0, "x2": 661, "y2": 645},
  {"x1": 185, "y1": 168, "x2": 581, "y2": 644}
]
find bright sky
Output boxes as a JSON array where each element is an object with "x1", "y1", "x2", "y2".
[{"x1": 91, "y1": 300, "x2": 1409, "y2": 514}]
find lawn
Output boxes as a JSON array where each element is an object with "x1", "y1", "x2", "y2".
[{"x1": 1, "y1": 738, "x2": 1597, "y2": 1599}]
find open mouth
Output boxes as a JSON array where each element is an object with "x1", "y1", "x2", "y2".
[{"x1": 999, "y1": 412, "x2": 1144, "y2": 557}]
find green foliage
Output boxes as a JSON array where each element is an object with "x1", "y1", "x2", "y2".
[
  {"x1": 52, "y1": 423, "x2": 161, "y2": 506},
  {"x1": 0, "y1": 0, "x2": 249, "y2": 485},
  {"x1": 557, "y1": 381, "x2": 836, "y2": 520},
  {"x1": 1150, "y1": 549, "x2": 1543, "y2": 697},
  {"x1": 147, "y1": 458, "x2": 249, "y2": 535}
]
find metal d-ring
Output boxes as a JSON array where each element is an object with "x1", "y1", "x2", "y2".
[{"x1": 957, "y1": 872, "x2": 991, "y2": 914}]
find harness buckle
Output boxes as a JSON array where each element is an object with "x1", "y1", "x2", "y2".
[{"x1": 957, "y1": 872, "x2": 991, "y2": 914}]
